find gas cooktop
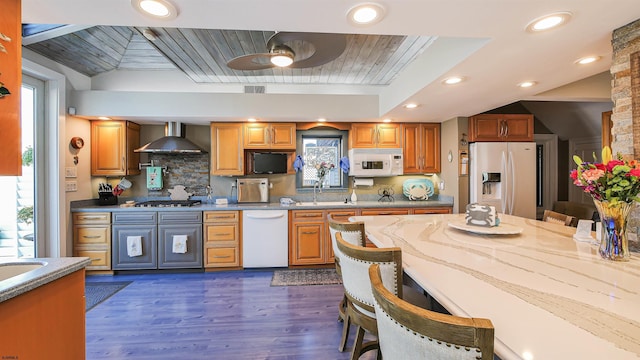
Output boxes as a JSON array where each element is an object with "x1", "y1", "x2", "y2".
[{"x1": 135, "y1": 200, "x2": 201, "y2": 208}]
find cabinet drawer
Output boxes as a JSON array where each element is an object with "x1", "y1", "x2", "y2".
[
  {"x1": 360, "y1": 209, "x2": 410, "y2": 216},
  {"x1": 75, "y1": 249, "x2": 110, "y2": 269},
  {"x1": 291, "y1": 210, "x2": 324, "y2": 221},
  {"x1": 73, "y1": 212, "x2": 110, "y2": 224},
  {"x1": 158, "y1": 211, "x2": 202, "y2": 224},
  {"x1": 206, "y1": 247, "x2": 238, "y2": 265},
  {"x1": 412, "y1": 207, "x2": 452, "y2": 214},
  {"x1": 74, "y1": 225, "x2": 110, "y2": 245},
  {"x1": 203, "y1": 211, "x2": 239, "y2": 223},
  {"x1": 327, "y1": 210, "x2": 357, "y2": 222},
  {"x1": 205, "y1": 224, "x2": 238, "y2": 242},
  {"x1": 112, "y1": 211, "x2": 157, "y2": 224}
]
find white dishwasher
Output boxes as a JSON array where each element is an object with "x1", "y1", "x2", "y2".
[{"x1": 242, "y1": 210, "x2": 289, "y2": 268}]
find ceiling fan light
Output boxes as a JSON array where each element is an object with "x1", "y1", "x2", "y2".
[{"x1": 270, "y1": 45, "x2": 295, "y2": 67}]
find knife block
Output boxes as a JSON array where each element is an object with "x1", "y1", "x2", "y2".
[{"x1": 98, "y1": 192, "x2": 118, "y2": 206}]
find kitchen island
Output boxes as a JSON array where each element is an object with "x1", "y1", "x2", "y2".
[
  {"x1": 0, "y1": 257, "x2": 91, "y2": 359},
  {"x1": 351, "y1": 213, "x2": 640, "y2": 360}
]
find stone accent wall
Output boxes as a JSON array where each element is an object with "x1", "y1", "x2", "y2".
[
  {"x1": 611, "y1": 18, "x2": 640, "y2": 249},
  {"x1": 148, "y1": 153, "x2": 209, "y2": 198}
]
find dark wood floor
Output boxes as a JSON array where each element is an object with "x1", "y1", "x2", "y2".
[{"x1": 85, "y1": 270, "x2": 376, "y2": 359}]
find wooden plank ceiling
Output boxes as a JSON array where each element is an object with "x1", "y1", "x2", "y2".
[{"x1": 25, "y1": 26, "x2": 436, "y2": 86}]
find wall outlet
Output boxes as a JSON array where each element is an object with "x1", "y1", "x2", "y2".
[{"x1": 65, "y1": 181, "x2": 78, "y2": 192}]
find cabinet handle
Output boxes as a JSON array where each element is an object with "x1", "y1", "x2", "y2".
[
  {"x1": 211, "y1": 216, "x2": 234, "y2": 219},
  {"x1": 90, "y1": 257, "x2": 102, "y2": 262},
  {"x1": 504, "y1": 122, "x2": 508, "y2": 137},
  {"x1": 214, "y1": 233, "x2": 231, "y2": 236},
  {"x1": 301, "y1": 231, "x2": 318, "y2": 234},
  {"x1": 83, "y1": 235, "x2": 102, "y2": 239},
  {"x1": 301, "y1": 214, "x2": 319, "y2": 217},
  {"x1": 122, "y1": 156, "x2": 125, "y2": 171},
  {"x1": 376, "y1": 212, "x2": 392, "y2": 215},
  {"x1": 213, "y1": 255, "x2": 231, "y2": 259},
  {"x1": 79, "y1": 216, "x2": 103, "y2": 220}
]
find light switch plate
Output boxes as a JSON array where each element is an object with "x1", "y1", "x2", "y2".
[
  {"x1": 65, "y1": 181, "x2": 78, "y2": 192},
  {"x1": 65, "y1": 167, "x2": 77, "y2": 178}
]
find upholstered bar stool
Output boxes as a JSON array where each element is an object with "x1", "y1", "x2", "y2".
[
  {"x1": 327, "y1": 214, "x2": 367, "y2": 352},
  {"x1": 335, "y1": 232, "x2": 430, "y2": 360},
  {"x1": 369, "y1": 264, "x2": 495, "y2": 360}
]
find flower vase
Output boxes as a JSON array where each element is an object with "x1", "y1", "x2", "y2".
[{"x1": 593, "y1": 199, "x2": 633, "y2": 261}]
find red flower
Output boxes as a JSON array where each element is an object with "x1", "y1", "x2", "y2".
[
  {"x1": 630, "y1": 168, "x2": 640, "y2": 177},
  {"x1": 570, "y1": 169, "x2": 578, "y2": 180},
  {"x1": 594, "y1": 163, "x2": 606, "y2": 171},
  {"x1": 607, "y1": 160, "x2": 625, "y2": 172}
]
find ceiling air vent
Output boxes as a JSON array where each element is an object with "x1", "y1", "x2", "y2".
[{"x1": 244, "y1": 85, "x2": 265, "y2": 94}]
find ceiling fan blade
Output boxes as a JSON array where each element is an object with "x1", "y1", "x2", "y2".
[
  {"x1": 227, "y1": 53, "x2": 275, "y2": 70},
  {"x1": 268, "y1": 32, "x2": 347, "y2": 68}
]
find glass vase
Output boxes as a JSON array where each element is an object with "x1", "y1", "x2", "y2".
[{"x1": 593, "y1": 199, "x2": 634, "y2": 261}]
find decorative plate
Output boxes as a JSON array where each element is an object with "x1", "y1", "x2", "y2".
[
  {"x1": 447, "y1": 220, "x2": 523, "y2": 235},
  {"x1": 402, "y1": 179, "x2": 435, "y2": 200}
]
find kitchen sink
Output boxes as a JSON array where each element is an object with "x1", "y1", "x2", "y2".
[{"x1": 296, "y1": 201, "x2": 352, "y2": 206}]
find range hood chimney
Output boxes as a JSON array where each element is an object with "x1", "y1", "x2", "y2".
[{"x1": 134, "y1": 122, "x2": 207, "y2": 154}]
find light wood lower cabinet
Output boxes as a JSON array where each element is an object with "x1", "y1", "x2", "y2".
[
  {"x1": 73, "y1": 212, "x2": 111, "y2": 271},
  {"x1": 290, "y1": 210, "x2": 326, "y2": 266},
  {"x1": 203, "y1": 211, "x2": 241, "y2": 268}
]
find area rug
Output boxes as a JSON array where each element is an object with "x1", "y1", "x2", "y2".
[
  {"x1": 85, "y1": 281, "x2": 132, "y2": 311},
  {"x1": 271, "y1": 269, "x2": 342, "y2": 286}
]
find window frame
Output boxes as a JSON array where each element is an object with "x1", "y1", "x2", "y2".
[{"x1": 295, "y1": 128, "x2": 349, "y2": 191}]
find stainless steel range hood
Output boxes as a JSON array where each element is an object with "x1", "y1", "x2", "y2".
[{"x1": 134, "y1": 122, "x2": 207, "y2": 154}]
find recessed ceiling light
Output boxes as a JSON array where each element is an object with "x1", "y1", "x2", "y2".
[
  {"x1": 98, "y1": 116, "x2": 111, "y2": 121},
  {"x1": 403, "y1": 103, "x2": 418, "y2": 109},
  {"x1": 443, "y1": 76, "x2": 464, "y2": 85},
  {"x1": 575, "y1": 56, "x2": 601, "y2": 65},
  {"x1": 518, "y1": 81, "x2": 537, "y2": 88},
  {"x1": 383, "y1": 118, "x2": 392, "y2": 123},
  {"x1": 247, "y1": 118, "x2": 257, "y2": 122},
  {"x1": 526, "y1": 12, "x2": 571, "y2": 32},
  {"x1": 131, "y1": 0, "x2": 178, "y2": 20},
  {"x1": 317, "y1": 118, "x2": 327, "y2": 122},
  {"x1": 347, "y1": 3, "x2": 386, "y2": 26}
]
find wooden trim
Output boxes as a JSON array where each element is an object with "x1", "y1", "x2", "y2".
[
  {"x1": 602, "y1": 110, "x2": 612, "y2": 150},
  {"x1": 296, "y1": 122, "x2": 351, "y2": 131}
]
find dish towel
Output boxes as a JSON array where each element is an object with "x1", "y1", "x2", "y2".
[
  {"x1": 339, "y1": 156, "x2": 350, "y2": 174},
  {"x1": 293, "y1": 155, "x2": 305, "y2": 172},
  {"x1": 126, "y1": 236, "x2": 143, "y2": 257},
  {"x1": 172, "y1": 235, "x2": 188, "y2": 254},
  {"x1": 146, "y1": 166, "x2": 163, "y2": 190}
]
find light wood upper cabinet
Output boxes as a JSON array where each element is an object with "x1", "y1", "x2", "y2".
[
  {"x1": 468, "y1": 114, "x2": 533, "y2": 142},
  {"x1": 91, "y1": 121, "x2": 140, "y2": 176},
  {"x1": 403, "y1": 123, "x2": 441, "y2": 174},
  {"x1": 350, "y1": 123, "x2": 402, "y2": 148},
  {"x1": 211, "y1": 123, "x2": 244, "y2": 176},
  {"x1": 243, "y1": 123, "x2": 296, "y2": 149}
]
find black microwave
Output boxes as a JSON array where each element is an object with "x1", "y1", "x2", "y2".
[{"x1": 253, "y1": 153, "x2": 288, "y2": 174}]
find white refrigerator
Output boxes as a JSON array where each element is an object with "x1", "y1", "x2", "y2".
[{"x1": 469, "y1": 142, "x2": 536, "y2": 219}]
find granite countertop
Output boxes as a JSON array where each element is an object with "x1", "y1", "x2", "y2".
[
  {"x1": 0, "y1": 257, "x2": 92, "y2": 303},
  {"x1": 71, "y1": 196, "x2": 454, "y2": 212}
]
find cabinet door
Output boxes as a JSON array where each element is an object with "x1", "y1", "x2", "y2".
[
  {"x1": 421, "y1": 123, "x2": 441, "y2": 173},
  {"x1": 270, "y1": 123, "x2": 296, "y2": 149},
  {"x1": 376, "y1": 124, "x2": 402, "y2": 148},
  {"x1": 91, "y1": 121, "x2": 126, "y2": 176},
  {"x1": 112, "y1": 225, "x2": 157, "y2": 270},
  {"x1": 290, "y1": 222, "x2": 325, "y2": 265},
  {"x1": 211, "y1": 123, "x2": 244, "y2": 175},
  {"x1": 468, "y1": 115, "x2": 502, "y2": 142},
  {"x1": 411, "y1": 207, "x2": 452, "y2": 214},
  {"x1": 503, "y1": 114, "x2": 534, "y2": 141},
  {"x1": 350, "y1": 123, "x2": 378, "y2": 148},
  {"x1": 402, "y1": 124, "x2": 421, "y2": 174},
  {"x1": 243, "y1": 123, "x2": 270, "y2": 149},
  {"x1": 126, "y1": 122, "x2": 141, "y2": 175},
  {"x1": 157, "y1": 224, "x2": 203, "y2": 269}
]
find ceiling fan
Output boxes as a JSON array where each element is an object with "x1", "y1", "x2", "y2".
[{"x1": 227, "y1": 32, "x2": 347, "y2": 71}]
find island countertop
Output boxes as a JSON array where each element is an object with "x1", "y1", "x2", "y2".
[
  {"x1": 351, "y1": 213, "x2": 640, "y2": 360},
  {"x1": 0, "y1": 257, "x2": 91, "y2": 303}
]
